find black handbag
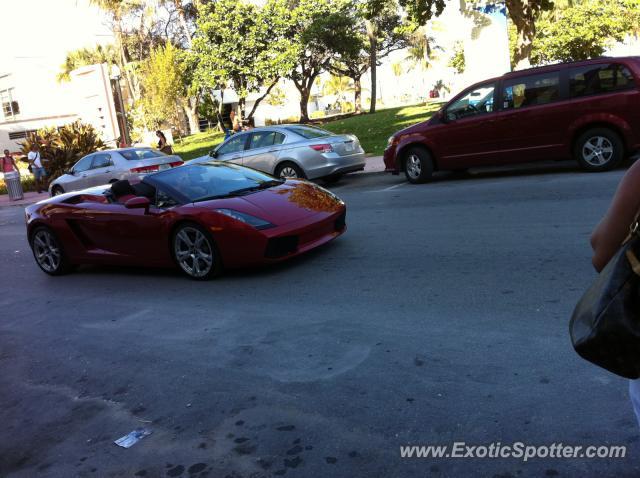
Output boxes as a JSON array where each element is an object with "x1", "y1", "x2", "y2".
[{"x1": 570, "y1": 223, "x2": 640, "y2": 379}]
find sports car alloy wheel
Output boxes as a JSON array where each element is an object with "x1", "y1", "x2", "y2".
[
  {"x1": 174, "y1": 226, "x2": 214, "y2": 278},
  {"x1": 32, "y1": 229, "x2": 62, "y2": 273}
]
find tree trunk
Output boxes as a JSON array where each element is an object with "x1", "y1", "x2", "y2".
[
  {"x1": 174, "y1": 0, "x2": 192, "y2": 48},
  {"x1": 353, "y1": 76, "x2": 362, "y2": 114},
  {"x1": 246, "y1": 81, "x2": 278, "y2": 120},
  {"x1": 366, "y1": 20, "x2": 377, "y2": 114},
  {"x1": 182, "y1": 96, "x2": 200, "y2": 134},
  {"x1": 299, "y1": 87, "x2": 310, "y2": 123},
  {"x1": 238, "y1": 97, "x2": 246, "y2": 122},
  {"x1": 513, "y1": 27, "x2": 533, "y2": 70},
  {"x1": 506, "y1": 0, "x2": 537, "y2": 70}
]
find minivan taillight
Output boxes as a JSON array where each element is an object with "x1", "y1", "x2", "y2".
[
  {"x1": 130, "y1": 165, "x2": 159, "y2": 173},
  {"x1": 309, "y1": 144, "x2": 333, "y2": 153}
]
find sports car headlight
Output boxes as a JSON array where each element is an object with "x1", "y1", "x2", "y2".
[{"x1": 215, "y1": 208, "x2": 274, "y2": 230}]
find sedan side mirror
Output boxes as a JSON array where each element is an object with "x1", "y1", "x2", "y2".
[
  {"x1": 124, "y1": 196, "x2": 151, "y2": 213},
  {"x1": 438, "y1": 110, "x2": 448, "y2": 123},
  {"x1": 209, "y1": 150, "x2": 218, "y2": 158}
]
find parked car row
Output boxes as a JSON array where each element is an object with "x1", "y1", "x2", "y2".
[{"x1": 49, "y1": 125, "x2": 367, "y2": 197}]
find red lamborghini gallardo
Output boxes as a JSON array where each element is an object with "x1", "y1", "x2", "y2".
[{"x1": 25, "y1": 161, "x2": 346, "y2": 279}]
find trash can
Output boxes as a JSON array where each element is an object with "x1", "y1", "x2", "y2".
[{"x1": 3, "y1": 171, "x2": 24, "y2": 201}]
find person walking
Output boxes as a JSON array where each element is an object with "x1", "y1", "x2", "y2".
[
  {"x1": 156, "y1": 130, "x2": 173, "y2": 154},
  {"x1": 27, "y1": 144, "x2": 46, "y2": 193},
  {"x1": 590, "y1": 159, "x2": 640, "y2": 427}
]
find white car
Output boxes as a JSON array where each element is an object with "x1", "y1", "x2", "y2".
[{"x1": 49, "y1": 148, "x2": 183, "y2": 196}]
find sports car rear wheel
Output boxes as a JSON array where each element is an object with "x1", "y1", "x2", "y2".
[
  {"x1": 172, "y1": 223, "x2": 221, "y2": 280},
  {"x1": 30, "y1": 226, "x2": 72, "y2": 275}
]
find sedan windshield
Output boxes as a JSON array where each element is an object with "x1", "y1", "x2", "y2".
[
  {"x1": 120, "y1": 149, "x2": 167, "y2": 160},
  {"x1": 149, "y1": 162, "x2": 284, "y2": 202}
]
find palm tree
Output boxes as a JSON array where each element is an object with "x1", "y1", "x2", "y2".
[
  {"x1": 405, "y1": 26, "x2": 442, "y2": 71},
  {"x1": 57, "y1": 45, "x2": 118, "y2": 82},
  {"x1": 322, "y1": 75, "x2": 355, "y2": 111}
]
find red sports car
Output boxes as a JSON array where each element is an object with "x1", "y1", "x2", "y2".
[{"x1": 25, "y1": 161, "x2": 346, "y2": 280}]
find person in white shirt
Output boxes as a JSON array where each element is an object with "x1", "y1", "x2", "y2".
[{"x1": 27, "y1": 144, "x2": 46, "y2": 193}]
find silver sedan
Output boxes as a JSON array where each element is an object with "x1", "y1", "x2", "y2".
[
  {"x1": 192, "y1": 125, "x2": 366, "y2": 180},
  {"x1": 49, "y1": 148, "x2": 184, "y2": 196}
]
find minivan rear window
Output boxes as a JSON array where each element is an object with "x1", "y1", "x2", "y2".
[
  {"x1": 569, "y1": 64, "x2": 635, "y2": 98},
  {"x1": 502, "y1": 72, "x2": 560, "y2": 109}
]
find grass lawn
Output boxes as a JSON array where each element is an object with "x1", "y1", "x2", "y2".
[
  {"x1": 321, "y1": 102, "x2": 442, "y2": 156},
  {"x1": 173, "y1": 102, "x2": 442, "y2": 161},
  {"x1": 173, "y1": 130, "x2": 226, "y2": 161}
]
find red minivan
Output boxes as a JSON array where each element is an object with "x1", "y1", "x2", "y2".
[{"x1": 384, "y1": 57, "x2": 640, "y2": 183}]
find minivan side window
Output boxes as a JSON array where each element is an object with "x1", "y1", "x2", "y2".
[
  {"x1": 445, "y1": 83, "x2": 496, "y2": 121},
  {"x1": 569, "y1": 63, "x2": 635, "y2": 98},
  {"x1": 502, "y1": 72, "x2": 560, "y2": 110}
]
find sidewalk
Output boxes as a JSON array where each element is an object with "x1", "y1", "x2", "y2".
[
  {"x1": 0, "y1": 191, "x2": 49, "y2": 208},
  {"x1": 361, "y1": 155, "x2": 385, "y2": 173}
]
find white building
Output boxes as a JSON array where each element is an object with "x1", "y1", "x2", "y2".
[{"x1": 0, "y1": 63, "x2": 122, "y2": 152}]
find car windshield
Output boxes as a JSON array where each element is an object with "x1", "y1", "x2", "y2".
[
  {"x1": 120, "y1": 149, "x2": 167, "y2": 160},
  {"x1": 149, "y1": 162, "x2": 284, "y2": 202},
  {"x1": 284, "y1": 126, "x2": 332, "y2": 139}
]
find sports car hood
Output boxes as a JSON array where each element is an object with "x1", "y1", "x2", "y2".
[{"x1": 197, "y1": 180, "x2": 344, "y2": 226}]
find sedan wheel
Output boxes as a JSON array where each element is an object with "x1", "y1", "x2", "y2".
[
  {"x1": 275, "y1": 162, "x2": 305, "y2": 179},
  {"x1": 31, "y1": 227, "x2": 71, "y2": 275},
  {"x1": 51, "y1": 185, "x2": 64, "y2": 196},
  {"x1": 173, "y1": 225, "x2": 220, "y2": 280}
]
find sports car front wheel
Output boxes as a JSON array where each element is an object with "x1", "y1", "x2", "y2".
[
  {"x1": 30, "y1": 226, "x2": 73, "y2": 275},
  {"x1": 172, "y1": 223, "x2": 222, "y2": 280}
]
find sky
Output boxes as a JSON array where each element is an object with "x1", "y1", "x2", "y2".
[{"x1": 1, "y1": 0, "x2": 114, "y2": 72}]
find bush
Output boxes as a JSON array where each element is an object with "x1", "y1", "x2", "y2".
[
  {"x1": 310, "y1": 110, "x2": 326, "y2": 119},
  {"x1": 19, "y1": 121, "x2": 106, "y2": 187}
]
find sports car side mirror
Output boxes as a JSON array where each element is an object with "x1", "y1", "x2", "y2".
[{"x1": 124, "y1": 196, "x2": 151, "y2": 213}]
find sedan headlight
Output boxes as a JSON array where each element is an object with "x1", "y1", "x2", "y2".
[
  {"x1": 387, "y1": 135, "x2": 396, "y2": 147},
  {"x1": 215, "y1": 208, "x2": 274, "y2": 230}
]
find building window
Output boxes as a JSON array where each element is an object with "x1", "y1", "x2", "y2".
[{"x1": 1, "y1": 88, "x2": 20, "y2": 118}]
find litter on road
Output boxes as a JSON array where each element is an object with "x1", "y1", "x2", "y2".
[{"x1": 114, "y1": 428, "x2": 152, "y2": 448}]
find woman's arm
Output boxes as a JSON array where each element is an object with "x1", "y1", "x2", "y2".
[{"x1": 591, "y1": 160, "x2": 640, "y2": 271}]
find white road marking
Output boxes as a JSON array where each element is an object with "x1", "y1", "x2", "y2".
[{"x1": 368, "y1": 181, "x2": 409, "y2": 193}]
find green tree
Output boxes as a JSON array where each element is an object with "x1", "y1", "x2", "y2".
[
  {"x1": 192, "y1": 0, "x2": 296, "y2": 122},
  {"x1": 139, "y1": 42, "x2": 185, "y2": 129},
  {"x1": 531, "y1": 0, "x2": 640, "y2": 65},
  {"x1": 360, "y1": 0, "x2": 412, "y2": 113},
  {"x1": 285, "y1": 0, "x2": 358, "y2": 122},
  {"x1": 58, "y1": 44, "x2": 118, "y2": 82},
  {"x1": 448, "y1": 41, "x2": 466, "y2": 73}
]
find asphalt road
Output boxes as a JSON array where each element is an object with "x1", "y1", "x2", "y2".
[{"x1": 2, "y1": 160, "x2": 640, "y2": 478}]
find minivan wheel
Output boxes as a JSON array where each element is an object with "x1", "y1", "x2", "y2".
[
  {"x1": 403, "y1": 147, "x2": 434, "y2": 184},
  {"x1": 575, "y1": 128, "x2": 623, "y2": 172}
]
